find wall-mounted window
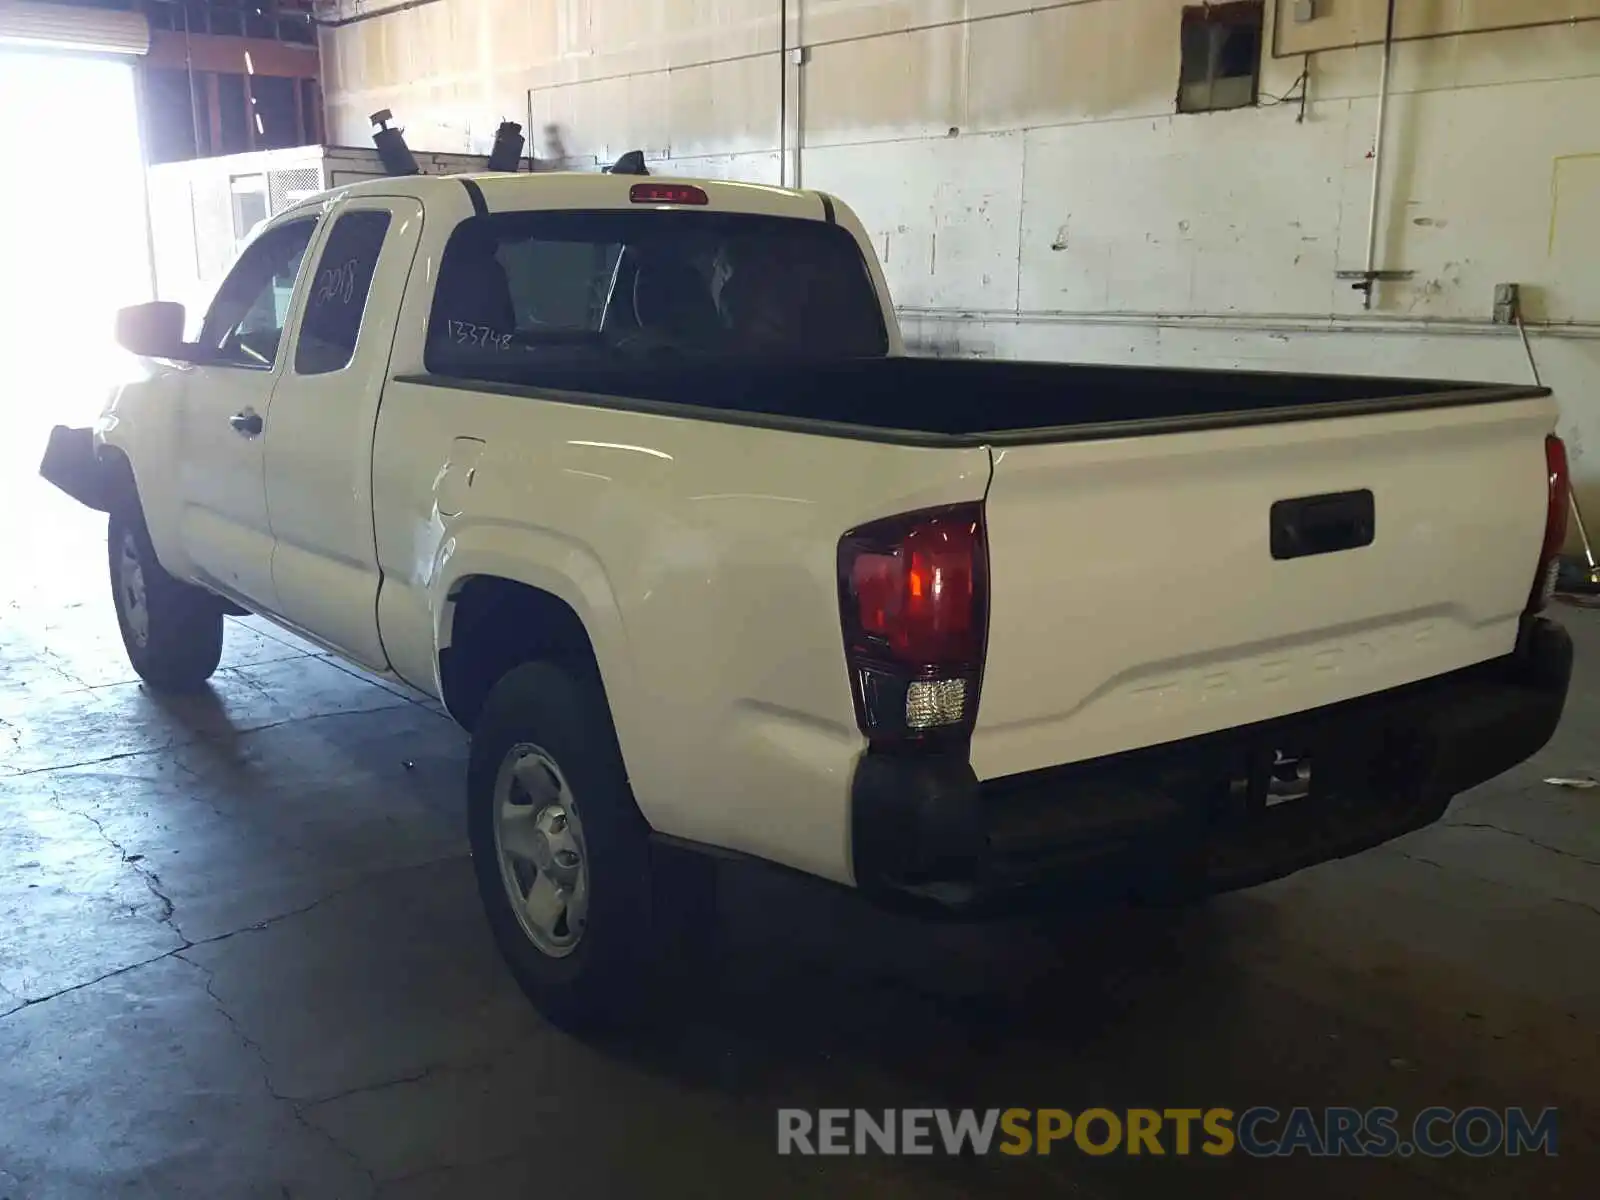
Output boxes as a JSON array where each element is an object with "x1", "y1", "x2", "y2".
[{"x1": 1178, "y1": 1, "x2": 1264, "y2": 113}]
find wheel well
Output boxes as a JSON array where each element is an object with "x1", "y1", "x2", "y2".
[
  {"x1": 98, "y1": 448, "x2": 247, "y2": 616},
  {"x1": 438, "y1": 576, "x2": 601, "y2": 730}
]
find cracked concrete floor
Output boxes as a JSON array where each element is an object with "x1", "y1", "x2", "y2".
[{"x1": 1, "y1": 443, "x2": 1597, "y2": 1199}]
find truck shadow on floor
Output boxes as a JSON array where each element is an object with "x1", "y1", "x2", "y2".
[
  {"x1": 618, "y1": 858, "x2": 1254, "y2": 1102},
  {"x1": 587, "y1": 854, "x2": 1590, "y2": 1199}
]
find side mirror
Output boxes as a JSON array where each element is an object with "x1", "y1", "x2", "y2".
[{"x1": 115, "y1": 301, "x2": 188, "y2": 358}]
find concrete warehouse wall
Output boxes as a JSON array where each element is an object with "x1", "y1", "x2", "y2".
[{"x1": 321, "y1": 0, "x2": 1600, "y2": 527}]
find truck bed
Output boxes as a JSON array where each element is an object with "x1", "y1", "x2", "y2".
[
  {"x1": 410, "y1": 357, "x2": 1543, "y2": 444},
  {"x1": 404, "y1": 353, "x2": 1554, "y2": 784}
]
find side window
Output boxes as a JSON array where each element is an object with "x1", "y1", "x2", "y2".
[
  {"x1": 293, "y1": 209, "x2": 392, "y2": 376},
  {"x1": 199, "y1": 217, "x2": 318, "y2": 368}
]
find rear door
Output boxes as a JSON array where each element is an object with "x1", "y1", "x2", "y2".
[
  {"x1": 970, "y1": 396, "x2": 1555, "y2": 781},
  {"x1": 263, "y1": 196, "x2": 423, "y2": 668}
]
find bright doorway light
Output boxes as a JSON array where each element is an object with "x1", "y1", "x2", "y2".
[{"x1": 0, "y1": 49, "x2": 150, "y2": 447}]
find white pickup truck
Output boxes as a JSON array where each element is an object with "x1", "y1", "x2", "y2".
[{"x1": 42, "y1": 171, "x2": 1573, "y2": 1027}]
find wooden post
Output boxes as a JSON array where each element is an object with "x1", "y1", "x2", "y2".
[
  {"x1": 307, "y1": 79, "x2": 323, "y2": 144},
  {"x1": 205, "y1": 72, "x2": 222, "y2": 155}
]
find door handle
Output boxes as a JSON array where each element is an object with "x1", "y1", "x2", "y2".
[{"x1": 229, "y1": 409, "x2": 264, "y2": 438}]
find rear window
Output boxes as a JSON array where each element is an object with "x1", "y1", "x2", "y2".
[{"x1": 423, "y1": 210, "x2": 888, "y2": 378}]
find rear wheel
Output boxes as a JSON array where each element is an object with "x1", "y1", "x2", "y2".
[
  {"x1": 467, "y1": 661, "x2": 715, "y2": 1030},
  {"x1": 108, "y1": 506, "x2": 224, "y2": 691}
]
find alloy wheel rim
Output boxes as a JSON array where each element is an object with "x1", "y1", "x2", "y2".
[
  {"x1": 491, "y1": 743, "x2": 590, "y2": 958},
  {"x1": 119, "y1": 533, "x2": 150, "y2": 648}
]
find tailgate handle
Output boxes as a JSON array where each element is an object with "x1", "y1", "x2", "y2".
[{"x1": 1271, "y1": 490, "x2": 1375, "y2": 560}]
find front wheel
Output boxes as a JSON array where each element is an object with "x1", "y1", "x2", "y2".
[
  {"x1": 108, "y1": 506, "x2": 224, "y2": 691},
  {"x1": 467, "y1": 661, "x2": 713, "y2": 1030}
]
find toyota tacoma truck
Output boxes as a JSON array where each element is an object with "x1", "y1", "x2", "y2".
[{"x1": 41, "y1": 170, "x2": 1573, "y2": 1027}]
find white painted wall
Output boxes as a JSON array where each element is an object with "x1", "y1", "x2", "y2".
[{"x1": 321, "y1": 0, "x2": 1600, "y2": 526}]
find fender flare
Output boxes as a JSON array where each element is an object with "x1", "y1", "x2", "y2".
[
  {"x1": 430, "y1": 523, "x2": 648, "y2": 775},
  {"x1": 95, "y1": 375, "x2": 190, "y2": 577}
]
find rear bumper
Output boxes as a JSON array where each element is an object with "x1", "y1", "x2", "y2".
[{"x1": 849, "y1": 617, "x2": 1573, "y2": 916}]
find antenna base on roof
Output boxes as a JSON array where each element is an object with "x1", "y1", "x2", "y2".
[{"x1": 604, "y1": 150, "x2": 649, "y2": 176}]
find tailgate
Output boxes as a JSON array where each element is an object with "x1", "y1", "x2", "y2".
[{"x1": 971, "y1": 395, "x2": 1556, "y2": 781}]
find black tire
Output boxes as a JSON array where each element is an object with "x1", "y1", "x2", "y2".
[
  {"x1": 108, "y1": 505, "x2": 224, "y2": 691},
  {"x1": 467, "y1": 661, "x2": 714, "y2": 1031}
]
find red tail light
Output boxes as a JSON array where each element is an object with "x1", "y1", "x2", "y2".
[
  {"x1": 838, "y1": 503, "x2": 988, "y2": 743},
  {"x1": 1529, "y1": 434, "x2": 1570, "y2": 613}
]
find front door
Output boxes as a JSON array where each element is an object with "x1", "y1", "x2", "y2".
[{"x1": 177, "y1": 215, "x2": 319, "y2": 608}]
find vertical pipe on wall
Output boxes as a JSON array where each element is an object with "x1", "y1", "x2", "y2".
[
  {"x1": 792, "y1": 0, "x2": 805, "y2": 189},
  {"x1": 525, "y1": 89, "x2": 535, "y2": 170},
  {"x1": 1360, "y1": 0, "x2": 1398, "y2": 310},
  {"x1": 793, "y1": 42, "x2": 804, "y2": 190},
  {"x1": 182, "y1": 4, "x2": 202, "y2": 156},
  {"x1": 778, "y1": 0, "x2": 788, "y2": 186}
]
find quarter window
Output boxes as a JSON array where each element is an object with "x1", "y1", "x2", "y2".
[{"x1": 294, "y1": 209, "x2": 392, "y2": 375}]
